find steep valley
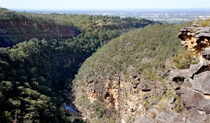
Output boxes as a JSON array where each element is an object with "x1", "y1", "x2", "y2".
[
  {"x1": 0, "y1": 8, "x2": 154, "y2": 122},
  {"x1": 1, "y1": 7, "x2": 210, "y2": 123}
]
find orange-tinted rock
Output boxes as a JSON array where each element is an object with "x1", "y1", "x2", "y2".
[{"x1": 178, "y1": 27, "x2": 210, "y2": 62}]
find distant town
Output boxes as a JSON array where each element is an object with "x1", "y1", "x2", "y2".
[{"x1": 22, "y1": 8, "x2": 210, "y2": 24}]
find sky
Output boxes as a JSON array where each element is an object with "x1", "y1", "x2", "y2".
[{"x1": 1, "y1": 0, "x2": 210, "y2": 10}]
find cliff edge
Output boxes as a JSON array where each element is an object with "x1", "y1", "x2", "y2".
[{"x1": 170, "y1": 26, "x2": 210, "y2": 123}]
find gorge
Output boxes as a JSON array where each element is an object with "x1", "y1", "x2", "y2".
[{"x1": 1, "y1": 7, "x2": 210, "y2": 123}]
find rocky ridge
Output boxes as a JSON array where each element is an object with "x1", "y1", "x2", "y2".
[{"x1": 0, "y1": 10, "x2": 80, "y2": 47}]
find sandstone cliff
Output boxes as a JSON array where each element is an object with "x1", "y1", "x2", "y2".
[{"x1": 0, "y1": 9, "x2": 80, "y2": 47}]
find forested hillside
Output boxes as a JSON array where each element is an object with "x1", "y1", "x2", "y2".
[
  {"x1": 0, "y1": 8, "x2": 154, "y2": 122},
  {"x1": 72, "y1": 23, "x2": 193, "y2": 123},
  {"x1": 0, "y1": 38, "x2": 86, "y2": 122},
  {"x1": 20, "y1": 11, "x2": 154, "y2": 53},
  {"x1": 72, "y1": 18, "x2": 210, "y2": 122},
  {"x1": 0, "y1": 8, "x2": 80, "y2": 47},
  {"x1": 0, "y1": 7, "x2": 154, "y2": 48}
]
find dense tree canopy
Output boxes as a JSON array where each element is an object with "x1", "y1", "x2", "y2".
[{"x1": 0, "y1": 38, "x2": 87, "y2": 122}]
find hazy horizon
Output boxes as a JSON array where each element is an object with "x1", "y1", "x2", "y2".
[
  {"x1": 1, "y1": 0, "x2": 210, "y2": 11},
  {"x1": 12, "y1": 8, "x2": 210, "y2": 11}
]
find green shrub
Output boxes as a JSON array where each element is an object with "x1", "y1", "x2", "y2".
[
  {"x1": 172, "y1": 50, "x2": 199, "y2": 69},
  {"x1": 202, "y1": 19, "x2": 210, "y2": 26}
]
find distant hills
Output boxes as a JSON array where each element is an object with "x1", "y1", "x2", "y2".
[
  {"x1": 0, "y1": 8, "x2": 80, "y2": 47},
  {"x1": 15, "y1": 8, "x2": 210, "y2": 24}
]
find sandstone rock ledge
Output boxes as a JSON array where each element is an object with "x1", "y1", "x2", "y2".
[{"x1": 170, "y1": 27, "x2": 210, "y2": 123}]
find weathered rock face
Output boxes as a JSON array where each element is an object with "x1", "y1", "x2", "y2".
[
  {"x1": 170, "y1": 27, "x2": 210, "y2": 123},
  {"x1": 75, "y1": 75, "x2": 168, "y2": 123},
  {"x1": 78, "y1": 73, "x2": 210, "y2": 123},
  {"x1": 0, "y1": 15, "x2": 80, "y2": 47},
  {"x1": 193, "y1": 71, "x2": 210, "y2": 94},
  {"x1": 178, "y1": 27, "x2": 210, "y2": 62}
]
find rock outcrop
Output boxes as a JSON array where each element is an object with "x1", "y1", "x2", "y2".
[
  {"x1": 178, "y1": 27, "x2": 210, "y2": 62},
  {"x1": 170, "y1": 27, "x2": 210, "y2": 123}
]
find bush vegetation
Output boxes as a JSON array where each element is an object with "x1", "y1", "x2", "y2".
[
  {"x1": 73, "y1": 22, "x2": 193, "y2": 122},
  {"x1": 0, "y1": 7, "x2": 155, "y2": 122},
  {"x1": 2, "y1": 7, "x2": 205, "y2": 123}
]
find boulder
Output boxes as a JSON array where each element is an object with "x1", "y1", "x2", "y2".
[
  {"x1": 170, "y1": 62, "x2": 203, "y2": 80},
  {"x1": 193, "y1": 71, "x2": 210, "y2": 94}
]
